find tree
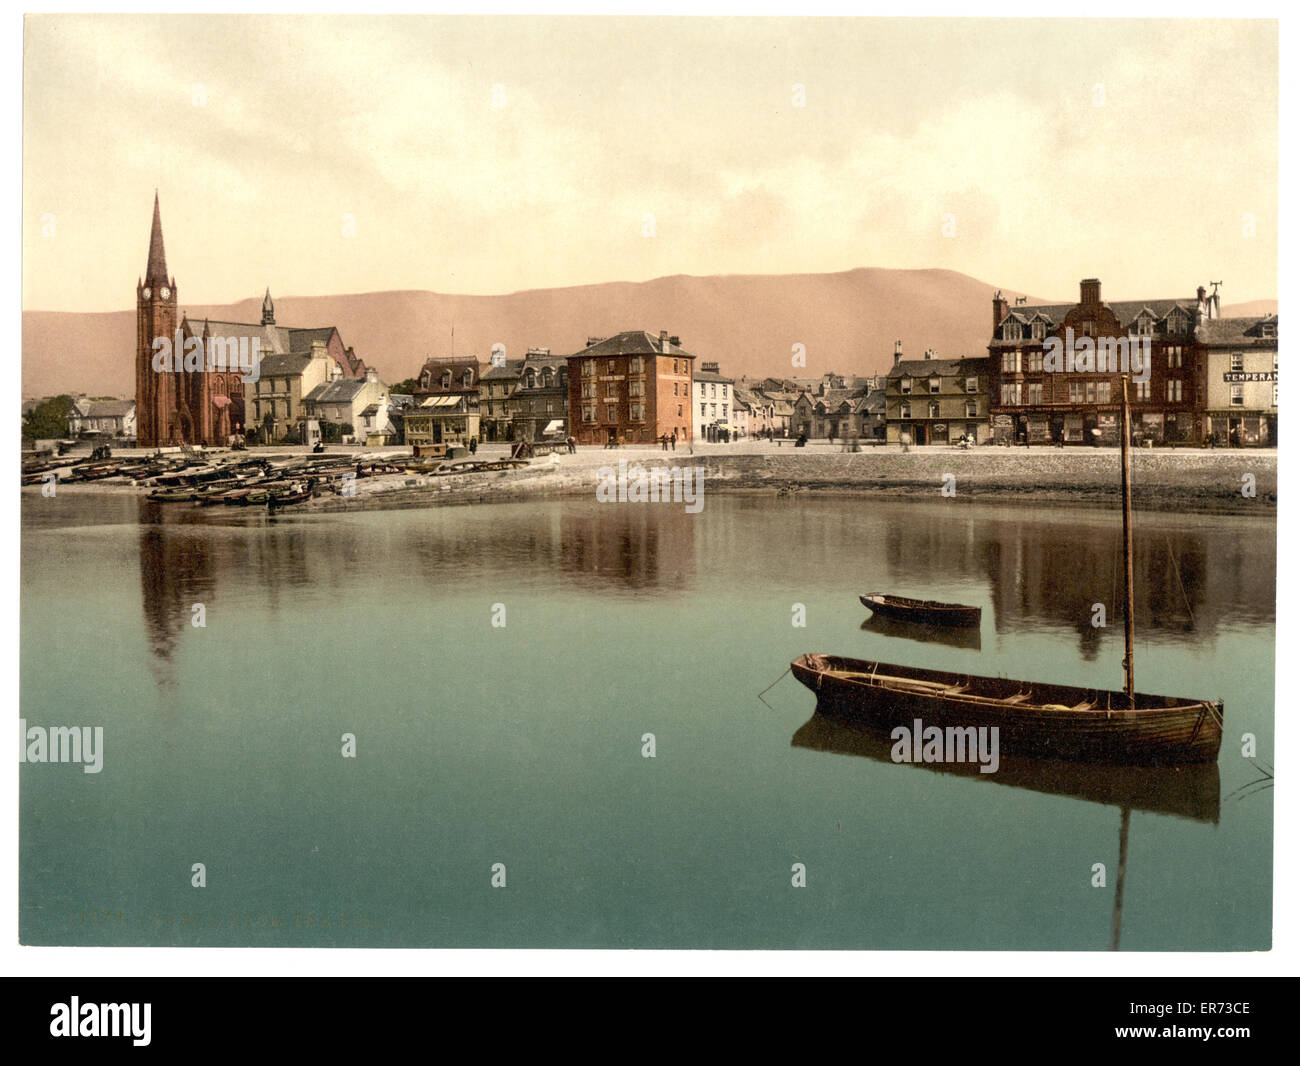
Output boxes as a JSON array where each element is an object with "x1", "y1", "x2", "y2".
[
  {"x1": 388, "y1": 378, "x2": 421, "y2": 395},
  {"x1": 22, "y1": 395, "x2": 77, "y2": 441}
]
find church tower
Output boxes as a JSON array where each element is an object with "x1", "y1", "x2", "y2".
[{"x1": 135, "y1": 192, "x2": 182, "y2": 446}]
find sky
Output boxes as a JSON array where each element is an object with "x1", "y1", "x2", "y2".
[{"x1": 22, "y1": 15, "x2": 1278, "y2": 311}]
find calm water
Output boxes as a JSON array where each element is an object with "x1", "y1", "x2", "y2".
[{"x1": 20, "y1": 491, "x2": 1274, "y2": 949}]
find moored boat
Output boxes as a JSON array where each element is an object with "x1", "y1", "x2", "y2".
[
  {"x1": 860, "y1": 593, "x2": 981, "y2": 628},
  {"x1": 790, "y1": 654, "x2": 1222, "y2": 765}
]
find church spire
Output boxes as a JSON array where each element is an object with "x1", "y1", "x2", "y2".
[
  {"x1": 145, "y1": 190, "x2": 168, "y2": 285},
  {"x1": 261, "y1": 286, "x2": 275, "y2": 326}
]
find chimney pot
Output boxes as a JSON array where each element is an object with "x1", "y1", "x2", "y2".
[{"x1": 1080, "y1": 278, "x2": 1101, "y2": 306}]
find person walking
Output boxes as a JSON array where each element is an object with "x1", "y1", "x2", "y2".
[{"x1": 671, "y1": 429, "x2": 677, "y2": 451}]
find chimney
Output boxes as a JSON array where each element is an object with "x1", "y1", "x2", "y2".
[
  {"x1": 1080, "y1": 278, "x2": 1101, "y2": 306},
  {"x1": 924, "y1": 348, "x2": 933, "y2": 360},
  {"x1": 659, "y1": 330, "x2": 669, "y2": 350},
  {"x1": 893, "y1": 340, "x2": 902, "y2": 367},
  {"x1": 1212, "y1": 287, "x2": 1221, "y2": 319},
  {"x1": 366, "y1": 367, "x2": 378, "y2": 383},
  {"x1": 993, "y1": 290, "x2": 1008, "y2": 333},
  {"x1": 669, "y1": 336, "x2": 680, "y2": 347},
  {"x1": 586, "y1": 336, "x2": 605, "y2": 348}
]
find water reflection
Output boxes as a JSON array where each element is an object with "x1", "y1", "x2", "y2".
[
  {"x1": 791, "y1": 710, "x2": 1220, "y2": 824},
  {"x1": 860, "y1": 614, "x2": 982, "y2": 652}
]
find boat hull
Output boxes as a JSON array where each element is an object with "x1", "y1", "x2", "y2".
[
  {"x1": 792, "y1": 654, "x2": 1223, "y2": 765},
  {"x1": 860, "y1": 594, "x2": 981, "y2": 628}
]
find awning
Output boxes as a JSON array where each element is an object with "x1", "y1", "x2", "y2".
[
  {"x1": 420, "y1": 395, "x2": 462, "y2": 408},
  {"x1": 542, "y1": 419, "x2": 564, "y2": 435}
]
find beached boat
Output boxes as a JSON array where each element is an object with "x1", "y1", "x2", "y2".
[
  {"x1": 794, "y1": 380, "x2": 1224, "y2": 767},
  {"x1": 860, "y1": 593, "x2": 981, "y2": 628}
]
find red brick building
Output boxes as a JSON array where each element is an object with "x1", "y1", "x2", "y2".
[
  {"x1": 134, "y1": 194, "x2": 248, "y2": 447},
  {"x1": 988, "y1": 278, "x2": 1212, "y2": 445},
  {"x1": 566, "y1": 331, "x2": 694, "y2": 445},
  {"x1": 134, "y1": 194, "x2": 367, "y2": 447}
]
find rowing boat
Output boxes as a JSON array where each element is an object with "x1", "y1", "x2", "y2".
[
  {"x1": 860, "y1": 593, "x2": 981, "y2": 628},
  {"x1": 791, "y1": 653, "x2": 1223, "y2": 764}
]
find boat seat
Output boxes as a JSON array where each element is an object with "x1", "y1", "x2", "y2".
[{"x1": 1004, "y1": 693, "x2": 1031, "y2": 703}]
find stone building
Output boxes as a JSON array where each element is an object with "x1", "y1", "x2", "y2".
[{"x1": 885, "y1": 345, "x2": 990, "y2": 445}]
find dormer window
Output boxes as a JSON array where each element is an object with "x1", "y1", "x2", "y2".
[
  {"x1": 524, "y1": 368, "x2": 536, "y2": 388},
  {"x1": 1081, "y1": 321, "x2": 1094, "y2": 337},
  {"x1": 542, "y1": 367, "x2": 554, "y2": 387},
  {"x1": 421, "y1": 371, "x2": 431, "y2": 388},
  {"x1": 929, "y1": 377, "x2": 940, "y2": 394},
  {"x1": 900, "y1": 377, "x2": 912, "y2": 394},
  {"x1": 442, "y1": 371, "x2": 452, "y2": 389},
  {"x1": 1262, "y1": 322, "x2": 1277, "y2": 338},
  {"x1": 1030, "y1": 320, "x2": 1046, "y2": 340},
  {"x1": 463, "y1": 368, "x2": 474, "y2": 388},
  {"x1": 1003, "y1": 322, "x2": 1023, "y2": 341},
  {"x1": 1134, "y1": 316, "x2": 1153, "y2": 337}
]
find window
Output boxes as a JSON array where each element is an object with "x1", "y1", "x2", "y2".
[
  {"x1": 524, "y1": 369, "x2": 536, "y2": 388},
  {"x1": 1167, "y1": 380, "x2": 1184, "y2": 402},
  {"x1": 629, "y1": 380, "x2": 644, "y2": 397},
  {"x1": 1272, "y1": 384, "x2": 1278, "y2": 407},
  {"x1": 710, "y1": 384, "x2": 716, "y2": 398},
  {"x1": 1230, "y1": 352, "x2": 1244, "y2": 371},
  {"x1": 900, "y1": 403, "x2": 911, "y2": 419},
  {"x1": 1001, "y1": 351, "x2": 1020, "y2": 373},
  {"x1": 1003, "y1": 323, "x2": 1023, "y2": 341},
  {"x1": 965, "y1": 400, "x2": 977, "y2": 418},
  {"x1": 1081, "y1": 321, "x2": 1094, "y2": 337},
  {"x1": 1134, "y1": 380, "x2": 1151, "y2": 401},
  {"x1": 1069, "y1": 381, "x2": 1083, "y2": 403},
  {"x1": 1085, "y1": 381, "x2": 1096, "y2": 403},
  {"x1": 1096, "y1": 382, "x2": 1110, "y2": 404},
  {"x1": 929, "y1": 377, "x2": 940, "y2": 394},
  {"x1": 582, "y1": 383, "x2": 596, "y2": 399},
  {"x1": 722, "y1": 405, "x2": 728, "y2": 418},
  {"x1": 582, "y1": 360, "x2": 595, "y2": 378},
  {"x1": 1026, "y1": 351, "x2": 1043, "y2": 373},
  {"x1": 630, "y1": 357, "x2": 644, "y2": 374},
  {"x1": 673, "y1": 360, "x2": 679, "y2": 374},
  {"x1": 722, "y1": 385, "x2": 728, "y2": 397},
  {"x1": 463, "y1": 369, "x2": 474, "y2": 387},
  {"x1": 1027, "y1": 383, "x2": 1043, "y2": 405},
  {"x1": 630, "y1": 403, "x2": 645, "y2": 422},
  {"x1": 609, "y1": 361, "x2": 617, "y2": 374},
  {"x1": 541, "y1": 368, "x2": 554, "y2": 387},
  {"x1": 966, "y1": 376, "x2": 978, "y2": 393},
  {"x1": 1167, "y1": 347, "x2": 1183, "y2": 369},
  {"x1": 1031, "y1": 320, "x2": 1046, "y2": 340},
  {"x1": 901, "y1": 377, "x2": 913, "y2": 394},
  {"x1": 673, "y1": 383, "x2": 678, "y2": 396},
  {"x1": 700, "y1": 404, "x2": 707, "y2": 419},
  {"x1": 442, "y1": 371, "x2": 452, "y2": 389},
  {"x1": 677, "y1": 405, "x2": 683, "y2": 417},
  {"x1": 1231, "y1": 385, "x2": 1244, "y2": 406},
  {"x1": 606, "y1": 383, "x2": 618, "y2": 398},
  {"x1": 928, "y1": 401, "x2": 940, "y2": 419},
  {"x1": 1000, "y1": 383, "x2": 1021, "y2": 405},
  {"x1": 1135, "y1": 316, "x2": 1153, "y2": 336}
]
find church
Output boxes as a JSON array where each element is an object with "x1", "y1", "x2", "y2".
[{"x1": 134, "y1": 194, "x2": 368, "y2": 447}]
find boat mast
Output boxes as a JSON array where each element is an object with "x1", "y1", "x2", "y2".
[{"x1": 1120, "y1": 377, "x2": 1136, "y2": 706}]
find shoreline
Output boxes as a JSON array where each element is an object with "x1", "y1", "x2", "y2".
[{"x1": 30, "y1": 445, "x2": 1277, "y2": 517}]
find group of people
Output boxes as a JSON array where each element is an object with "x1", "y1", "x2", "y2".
[{"x1": 658, "y1": 431, "x2": 679, "y2": 451}]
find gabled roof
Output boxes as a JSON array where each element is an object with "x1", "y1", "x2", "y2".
[
  {"x1": 482, "y1": 359, "x2": 525, "y2": 381},
  {"x1": 79, "y1": 399, "x2": 135, "y2": 418},
  {"x1": 305, "y1": 378, "x2": 368, "y2": 404},
  {"x1": 889, "y1": 357, "x2": 986, "y2": 378},
  {"x1": 568, "y1": 331, "x2": 695, "y2": 359},
  {"x1": 1196, "y1": 315, "x2": 1279, "y2": 347}
]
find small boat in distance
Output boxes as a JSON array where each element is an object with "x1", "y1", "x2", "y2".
[{"x1": 860, "y1": 593, "x2": 981, "y2": 628}]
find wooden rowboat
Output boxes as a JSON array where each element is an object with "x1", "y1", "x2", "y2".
[
  {"x1": 791, "y1": 653, "x2": 1223, "y2": 765},
  {"x1": 860, "y1": 593, "x2": 981, "y2": 628}
]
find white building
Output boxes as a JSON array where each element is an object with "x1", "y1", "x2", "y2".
[{"x1": 693, "y1": 361, "x2": 735, "y2": 440}]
